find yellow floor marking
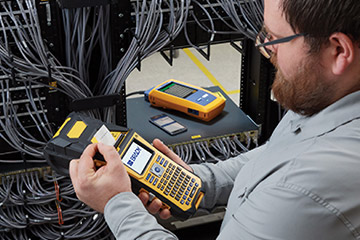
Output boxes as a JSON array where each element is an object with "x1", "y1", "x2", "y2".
[{"x1": 183, "y1": 48, "x2": 240, "y2": 95}]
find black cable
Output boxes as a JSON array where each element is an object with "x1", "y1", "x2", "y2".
[{"x1": 126, "y1": 90, "x2": 145, "y2": 98}]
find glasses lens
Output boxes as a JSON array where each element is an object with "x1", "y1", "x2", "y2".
[{"x1": 255, "y1": 28, "x2": 272, "y2": 59}]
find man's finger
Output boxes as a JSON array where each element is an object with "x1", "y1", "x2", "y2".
[
  {"x1": 147, "y1": 198, "x2": 163, "y2": 214},
  {"x1": 153, "y1": 139, "x2": 193, "y2": 172},
  {"x1": 153, "y1": 139, "x2": 180, "y2": 161},
  {"x1": 138, "y1": 191, "x2": 149, "y2": 206},
  {"x1": 98, "y1": 143, "x2": 120, "y2": 165},
  {"x1": 159, "y1": 208, "x2": 171, "y2": 220},
  {"x1": 78, "y1": 143, "x2": 97, "y2": 176},
  {"x1": 69, "y1": 159, "x2": 79, "y2": 183}
]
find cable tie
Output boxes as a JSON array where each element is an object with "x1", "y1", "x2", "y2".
[
  {"x1": 55, "y1": 200, "x2": 64, "y2": 225},
  {"x1": 54, "y1": 180, "x2": 62, "y2": 202}
]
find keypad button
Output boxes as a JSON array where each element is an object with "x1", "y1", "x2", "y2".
[
  {"x1": 146, "y1": 173, "x2": 151, "y2": 181},
  {"x1": 190, "y1": 188, "x2": 197, "y2": 197},
  {"x1": 153, "y1": 178, "x2": 158, "y2": 185},
  {"x1": 149, "y1": 176, "x2": 154, "y2": 183},
  {"x1": 164, "y1": 160, "x2": 168, "y2": 167},
  {"x1": 150, "y1": 163, "x2": 164, "y2": 177}
]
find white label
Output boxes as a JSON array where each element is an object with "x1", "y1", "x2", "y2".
[{"x1": 94, "y1": 125, "x2": 116, "y2": 146}]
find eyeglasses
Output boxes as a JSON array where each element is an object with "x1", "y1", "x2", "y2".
[{"x1": 255, "y1": 26, "x2": 306, "y2": 59}]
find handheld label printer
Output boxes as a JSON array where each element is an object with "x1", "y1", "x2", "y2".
[
  {"x1": 43, "y1": 112, "x2": 205, "y2": 220},
  {"x1": 145, "y1": 79, "x2": 225, "y2": 121}
]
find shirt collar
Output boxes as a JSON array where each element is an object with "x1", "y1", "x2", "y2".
[{"x1": 287, "y1": 90, "x2": 360, "y2": 139}]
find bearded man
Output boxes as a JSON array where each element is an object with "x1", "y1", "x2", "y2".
[{"x1": 70, "y1": 0, "x2": 360, "y2": 239}]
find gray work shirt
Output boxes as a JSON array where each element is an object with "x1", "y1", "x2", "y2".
[{"x1": 104, "y1": 90, "x2": 360, "y2": 239}]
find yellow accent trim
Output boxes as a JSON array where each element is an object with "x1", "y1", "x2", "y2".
[
  {"x1": 195, "y1": 192, "x2": 204, "y2": 209},
  {"x1": 111, "y1": 131, "x2": 122, "y2": 141},
  {"x1": 91, "y1": 137, "x2": 98, "y2": 143},
  {"x1": 214, "y1": 91, "x2": 226, "y2": 100},
  {"x1": 67, "y1": 121, "x2": 87, "y2": 139},
  {"x1": 191, "y1": 135, "x2": 202, "y2": 139},
  {"x1": 53, "y1": 118, "x2": 71, "y2": 138}
]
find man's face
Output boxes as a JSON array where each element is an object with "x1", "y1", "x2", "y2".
[
  {"x1": 264, "y1": 0, "x2": 335, "y2": 116},
  {"x1": 271, "y1": 54, "x2": 335, "y2": 116}
]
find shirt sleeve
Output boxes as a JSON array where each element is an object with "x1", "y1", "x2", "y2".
[
  {"x1": 104, "y1": 192, "x2": 178, "y2": 240},
  {"x1": 217, "y1": 183, "x2": 354, "y2": 240},
  {"x1": 190, "y1": 144, "x2": 267, "y2": 209}
]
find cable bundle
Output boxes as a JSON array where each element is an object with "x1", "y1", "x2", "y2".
[
  {"x1": 0, "y1": 169, "x2": 114, "y2": 240},
  {"x1": 99, "y1": 0, "x2": 191, "y2": 122},
  {"x1": 184, "y1": 0, "x2": 263, "y2": 51},
  {"x1": 62, "y1": 5, "x2": 113, "y2": 87},
  {"x1": 0, "y1": 0, "x2": 102, "y2": 159},
  {"x1": 170, "y1": 132, "x2": 258, "y2": 164}
]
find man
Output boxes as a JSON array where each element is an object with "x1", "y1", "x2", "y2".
[{"x1": 69, "y1": 0, "x2": 360, "y2": 239}]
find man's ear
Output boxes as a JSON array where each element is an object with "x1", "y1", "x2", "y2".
[{"x1": 328, "y1": 32, "x2": 355, "y2": 76}]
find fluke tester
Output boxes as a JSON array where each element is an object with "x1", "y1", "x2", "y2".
[
  {"x1": 43, "y1": 112, "x2": 205, "y2": 220},
  {"x1": 145, "y1": 79, "x2": 225, "y2": 121}
]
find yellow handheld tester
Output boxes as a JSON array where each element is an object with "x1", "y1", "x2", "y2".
[
  {"x1": 43, "y1": 112, "x2": 205, "y2": 220},
  {"x1": 145, "y1": 79, "x2": 225, "y2": 121}
]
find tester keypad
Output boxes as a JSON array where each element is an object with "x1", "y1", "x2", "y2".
[{"x1": 145, "y1": 155, "x2": 200, "y2": 206}]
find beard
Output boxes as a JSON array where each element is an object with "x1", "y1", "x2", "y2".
[{"x1": 271, "y1": 54, "x2": 335, "y2": 116}]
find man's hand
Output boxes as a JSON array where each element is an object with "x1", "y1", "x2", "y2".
[
  {"x1": 138, "y1": 138, "x2": 193, "y2": 219},
  {"x1": 69, "y1": 143, "x2": 131, "y2": 213}
]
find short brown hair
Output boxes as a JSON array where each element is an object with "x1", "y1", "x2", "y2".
[{"x1": 280, "y1": 0, "x2": 360, "y2": 52}]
